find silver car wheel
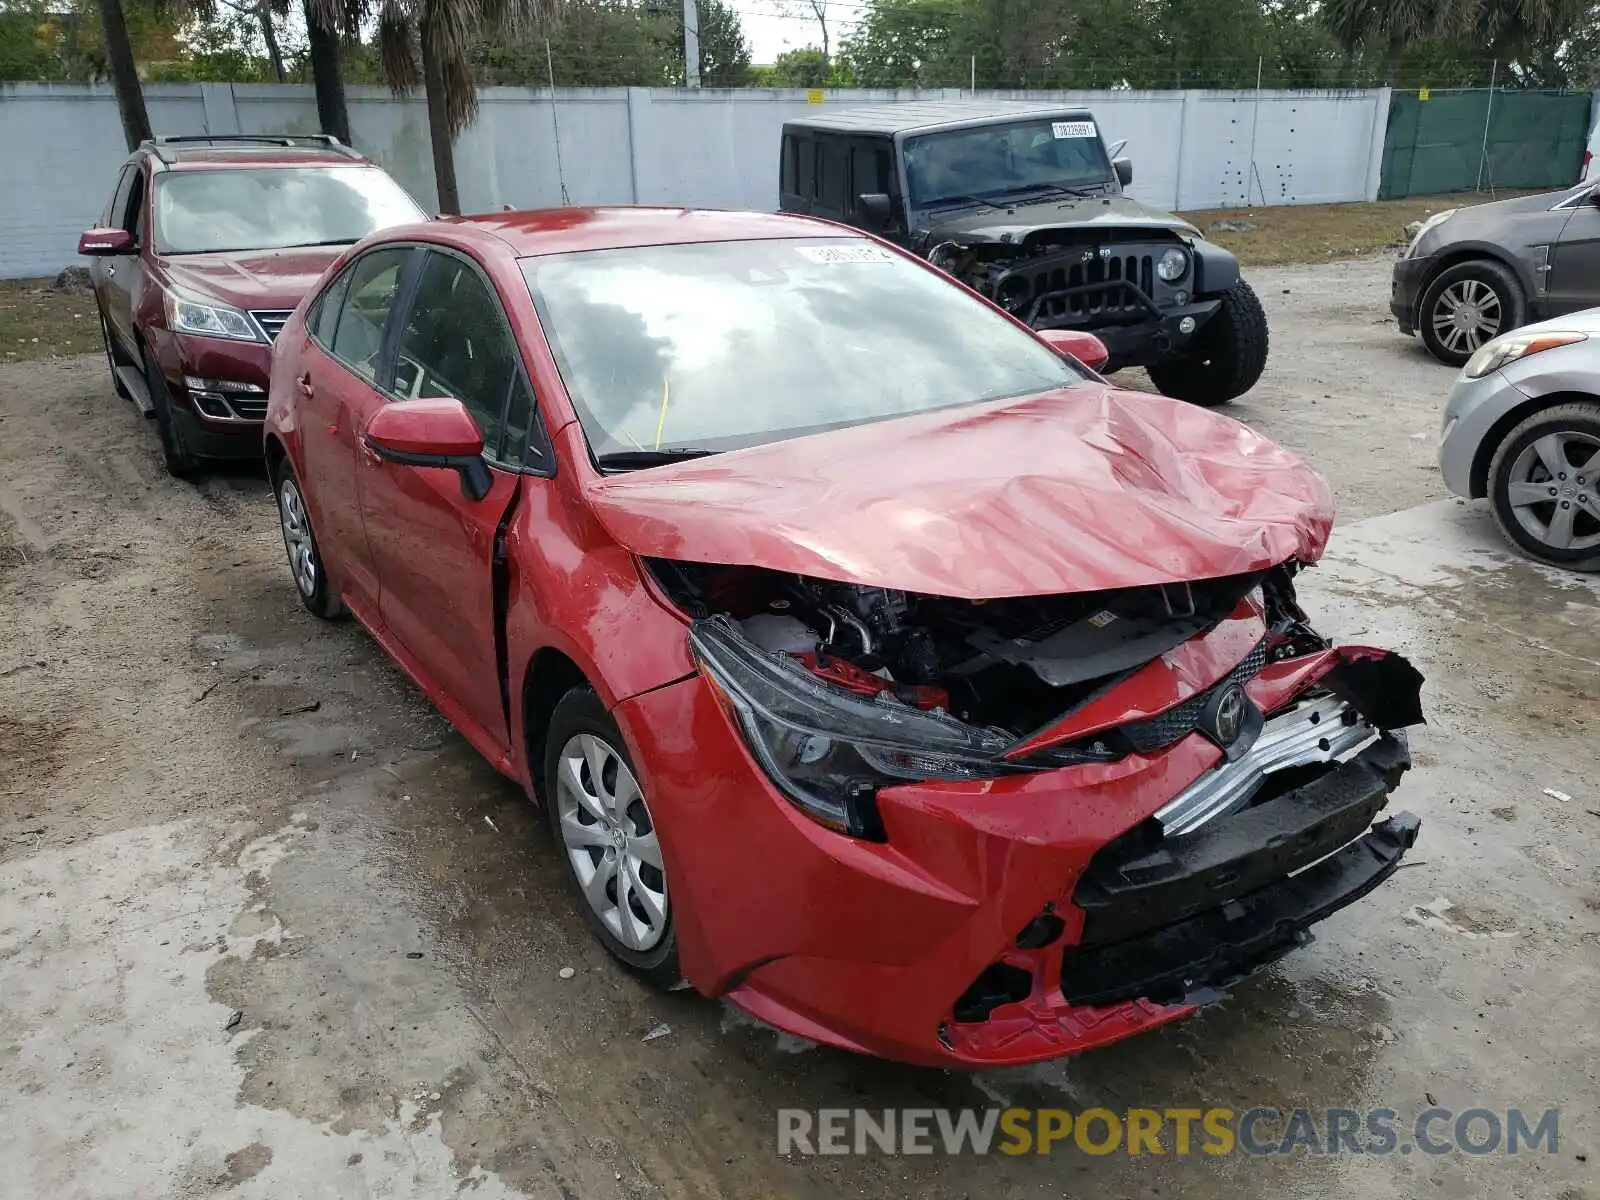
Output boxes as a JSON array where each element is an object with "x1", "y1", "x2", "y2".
[
  {"x1": 555, "y1": 733, "x2": 668, "y2": 952},
  {"x1": 1431, "y1": 278, "x2": 1503, "y2": 355},
  {"x1": 278, "y1": 477, "x2": 318, "y2": 598},
  {"x1": 1506, "y1": 431, "x2": 1600, "y2": 552}
]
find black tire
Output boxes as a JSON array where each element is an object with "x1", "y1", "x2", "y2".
[
  {"x1": 1486, "y1": 401, "x2": 1600, "y2": 573},
  {"x1": 1418, "y1": 259, "x2": 1525, "y2": 367},
  {"x1": 271, "y1": 457, "x2": 347, "y2": 619},
  {"x1": 1146, "y1": 279, "x2": 1269, "y2": 407},
  {"x1": 99, "y1": 310, "x2": 132, "y2": 401},
  {"x1": 140, "y1": 345, "x2": 200, "y2": 479},
  {"x1": 544, "y1": 686, "x2": 683, "y2": 991}
]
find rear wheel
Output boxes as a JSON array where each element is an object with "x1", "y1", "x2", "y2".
[
  {"x1": 1487, "y1": 402, "x2": 1600, "y2": 572},
  {"x1": 273, "y1": 458, "x2": 347, "y2": 619},
  {"x1": 545, "y1": 686, "x2": 682, "y2": 990},
  {"x1": 141, "y1": 346, "x2": 200, "y2": 479},
  {"x1": 1146, "y1": 279, "x2": 1269, "y2": 407},
  {"x1": 99, "y1": 311, "x2": 131, "y2": 401},
  {"x1": 1419, "y1": 259, "x2": 1524, "y2": 366}
]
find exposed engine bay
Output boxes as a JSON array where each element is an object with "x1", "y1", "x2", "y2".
[{"x1": 648, "y1": 557, "x2": 1328, "y2": 749}]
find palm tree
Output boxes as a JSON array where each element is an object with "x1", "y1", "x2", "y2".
[
  {"x1": 311, "y1": 0, "x2": 560, "y2": 215},
  {"x1": 95, "y1": 0, "x2": 152, "y2": 150},
  {"x1": 305, "y1": 0, "x2": 353, "y2": 143}
]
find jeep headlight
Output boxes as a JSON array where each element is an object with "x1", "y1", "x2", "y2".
[{"x1": 1156, "y1": 246, "x2": 1189, "y2": 282}]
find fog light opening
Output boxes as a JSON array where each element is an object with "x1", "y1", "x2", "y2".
[{"x1": 1179, "y1": 316, "x2": 1198, "y2": 335}]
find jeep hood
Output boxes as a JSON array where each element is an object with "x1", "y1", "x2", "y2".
[
  {"x1": 922, "y1": 195, "x2": 1200, "y2": 247},
  {"x1": 581, "y1": 384, "x2": 1333, "y2": 600}
]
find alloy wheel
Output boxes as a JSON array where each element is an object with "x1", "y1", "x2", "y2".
[
  {"x1": 1505, "y1": 431, "x2": 1600, "y2": 553},
  {"x1": 554, "y1": 733, "x2": 668, "y2": 952},
  {"x1": 278, "y1": 477, "x2": 318, "y2": 598},
  {"x1": 1430, "y1": 278, "x2": 1503, "y2": 356}
]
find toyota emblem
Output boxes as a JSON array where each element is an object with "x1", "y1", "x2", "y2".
[{"x1": 1212, "y1": 684, "x2": 1246, "y2": 745}]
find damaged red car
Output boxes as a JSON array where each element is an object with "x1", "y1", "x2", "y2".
[{"x1": 264, "y1": 208, "x2": 1423, "y2": 1068}]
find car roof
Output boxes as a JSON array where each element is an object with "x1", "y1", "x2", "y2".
[
  {"x1": 783, "y1": 100, "x2": 1097, "y2": 137},
  {"x1": 435, "y1": 207, "x2": 861, "y2": 257},
  {"x1": 139, "y1": 136, "x2": 370, "y2": 170}
]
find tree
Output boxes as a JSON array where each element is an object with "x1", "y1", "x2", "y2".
[
  {"x1": 320, "y1": 0, "x2": 561, "y2": 214},
  {"x1": 838, "y1": 0, "x2": 963, "y2": 88},
  {"x1": 95, "y1": 0, "x2": 151, "y2": 148},
  {"x1": 764, "y1": 44, "x2": 826, "y2": 85},
  {"x1": 691, "y1": 0, "x2": 751, "y2": 86},
  {"x1": 769, "y1": 0, "x2": 829, "y2": 68},
  {"x1": 304, "y1": 0, "x2": 350, "y2": 142}
]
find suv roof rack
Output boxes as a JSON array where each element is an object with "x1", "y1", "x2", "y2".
[{"x1": 142, "y1": 134, "x2": 363, "y2": 164}]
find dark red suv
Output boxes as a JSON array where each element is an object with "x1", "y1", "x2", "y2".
[{"x1": 78, "y1": 135, "x2": 424, "y2": 477}]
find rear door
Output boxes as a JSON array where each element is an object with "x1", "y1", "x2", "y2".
[
  {"x1": 357, "y1": 246, "x2": 532, "y2": 756},
  {"x1": 296, "y1": 245, "x2": 417, "y2": 610}
]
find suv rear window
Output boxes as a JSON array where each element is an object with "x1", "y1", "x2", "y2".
[{"x1": 154, "y1": 166, "x2": 423, "y2": 255}]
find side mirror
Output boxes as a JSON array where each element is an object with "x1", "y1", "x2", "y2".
[
  {"x1": 1037, "y1": 328, "x2": 1110, "y2": 373},
  {"x1": 1113, "y1": 157, "x2": 1134, "y2": 187},
  {"x1": 364, "y1": 397, "x2": 492, "y2": 501},
  {"x1": 79, "y1": 227, "x2": 134, "y2": 256},
  {"x1": 856, "y1": 192, "x2": 894, "y2": 231}
]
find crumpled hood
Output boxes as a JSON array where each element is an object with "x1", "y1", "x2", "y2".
[
  {"x1": 162, "y1": 246, "x2": 346, "y2": 311},
  {"x1": 923, "y1": 194, "x2": 1200, "y2": 247},
  {"x1": 582, "y1": 384, "x2": 1333, "y2": 600}
]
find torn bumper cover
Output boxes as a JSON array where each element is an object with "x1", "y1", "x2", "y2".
[{"x1": 618, "y1": 642, "x2": 1424, "y2": 1068}]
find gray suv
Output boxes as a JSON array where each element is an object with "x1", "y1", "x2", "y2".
[
  {"x1": 780, "y1": 101, "x2": 1269, "y2": 406},
  {"x1": 1392, "y1": 183, "x2": 1600, "y2": 365}
]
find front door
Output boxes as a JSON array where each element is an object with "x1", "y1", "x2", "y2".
[
  {"x1": 357, "y1": 247, "x2": 534, "y2": 757},
  {"x1": 297, "y1": 245, "x2": 416, "y2": 610},
  {"x1": 1548, "y1": 197, "x2": 1600, "y2": 316},
  {"x1": 95, "y1": 164, "x2": 143, "y2": 355}
]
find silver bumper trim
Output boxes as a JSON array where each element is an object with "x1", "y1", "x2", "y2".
[{"x1": 1154, "y1": 695, "x2": 1377, "y2": 838}]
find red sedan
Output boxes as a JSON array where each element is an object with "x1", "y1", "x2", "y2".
[{"x1": 264, "y1": 208, "x2": 1423, "y2": 1068}]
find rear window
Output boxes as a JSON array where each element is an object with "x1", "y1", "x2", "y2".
[{"x1": 154, "y1": 166, "x2": 424, "y2": 255}]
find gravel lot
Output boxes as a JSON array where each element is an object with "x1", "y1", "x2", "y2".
[{"x1": 2, "y1": 254, "x2": 1596, "y2": 1200}]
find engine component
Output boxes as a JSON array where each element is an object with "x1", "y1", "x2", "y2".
[{"x1": 793, "y1": 652, "x2": 950, "y2": 713}]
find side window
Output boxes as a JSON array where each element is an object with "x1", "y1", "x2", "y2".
[
  {"x1": 818, "y1": 138, "x2": 848, "y2": 211},
  {"x1": 851, "y1": 144, "x2": 892, "y2": 202},
  {"x1": 798, "y1": 136, "x2": 816, "y2": 198},
  {"x1": 781, "y1": 134, "x2": 797, "y2": 194},
  {"x1": 329, "y1": 247, "x2": 412, "y2": 382},
  {"x1": 122, "y1": 168, "x2": 146, "y2": 243},
  {"x1": 391, "y1": 250, "x2": 523, "y2": 462},
  {"x1": 309, "y1": 266, "x2": 356, "y2": 347},
  {"x1": 105, "y1": 165, "x2": 135, "y2": 227}
]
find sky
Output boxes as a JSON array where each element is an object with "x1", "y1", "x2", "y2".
[{"x1": 726, "y1": 1, "x2": 859, "y2": 65}]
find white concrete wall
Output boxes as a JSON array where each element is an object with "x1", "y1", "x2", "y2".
[{"x1": 0, "y1": 82, "x2": 1391, "y2": 279}]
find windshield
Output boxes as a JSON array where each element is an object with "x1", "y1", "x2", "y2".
[
  {"x1": 905, "y1": 118, "x2": 1113, "y2": 209},
  {"x1": 155, "y1": 167, "x2": 424, "y2": 254},
  {"x1": 522, "y1": 237, "x2": 1081, "y2": 463}
]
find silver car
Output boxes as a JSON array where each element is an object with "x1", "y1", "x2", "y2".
[
  {"x1": 1439, "y1": 309, "x2": 1600, "y2": 570},
  {"x1": 1392, "y1": 183, "x2": 1600, "y2": 366}
]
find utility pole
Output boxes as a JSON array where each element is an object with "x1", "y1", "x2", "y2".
[{"x1": 684, "y1": 0, "x2": 701, "y2": 89}]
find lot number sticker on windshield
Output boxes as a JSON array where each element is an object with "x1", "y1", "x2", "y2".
[
  {"x1": 1052, "y1": 121, "x2": 1097, "y2": 139},
  {"x1": 797, "y1": 245, "x2": 898, "y2": 265}
]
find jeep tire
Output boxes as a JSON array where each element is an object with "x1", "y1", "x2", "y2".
[{"x1": 1146, "y1": 280, "x2": 1269, "y2": 407}]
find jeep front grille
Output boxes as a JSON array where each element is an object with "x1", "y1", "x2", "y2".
[{"x1": 1020, "y1": 253, "x2": 1155, "y2": 319}]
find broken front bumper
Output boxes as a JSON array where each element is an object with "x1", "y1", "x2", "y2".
[{"x1": 616, "y1": 647, "x2": 1421, "y2": 1069}]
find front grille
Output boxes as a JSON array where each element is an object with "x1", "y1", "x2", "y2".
[
  {"x1": 251, "y1": 310, "x2": 293, "y2": 341},
  {"x1": 1024, "y1": 253, "x2": 1155, "y2": 319},
  {"x1": 1120, "y1": 640, "x2": 1269, "y2": 754},
  {"x1": 226, "y1": 395, "x2": 268, "y2": 420}
]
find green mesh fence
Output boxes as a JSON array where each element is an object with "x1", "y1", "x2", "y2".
[{"x1": 1380, "y1": 89, "x2": 1591, "y2": 199}]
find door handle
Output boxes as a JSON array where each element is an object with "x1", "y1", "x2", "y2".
[
  {"x1": 296, "y1": 372, "x2": 314, "y2": 398},
  {"x1": 105, "y1": 265, "x2": 116, "y2": 277}
]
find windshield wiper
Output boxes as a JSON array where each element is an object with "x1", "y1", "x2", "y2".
[
  {"x1": 927, "y1": 193, "x2": 1009, "y2": 215},
  {"x1": 595, "y1": 448, "x2": 717, "y2": 470},
  {"x1": 1009, "y1": 183, "x2": 1107, "y2": 204}
]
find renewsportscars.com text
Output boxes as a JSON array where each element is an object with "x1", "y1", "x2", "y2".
[{"x1": 776, "y1": 1106, "x2": 1559, "y2": 1157}]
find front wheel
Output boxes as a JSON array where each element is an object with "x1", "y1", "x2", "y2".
[
  {"x1": 1418, "y1": 259, "x2": 1525, "y2": 366},
  {"x1": 1487, "y1": 402, "x2": 1600, "y2": 572},
  {"x1": 1146, "y1": 280, "x2": 1269, "y2": 407},
  {"x1": 545, "y1": 686, "x2": 682, "y2": 991},
  {"x1": 141, "y1": 346, "x2": 200, "y2": 479},
  {"x1": 273, "y1": 459, "x2": 347, "y2": 619}
]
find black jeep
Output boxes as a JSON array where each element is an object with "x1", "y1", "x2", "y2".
[{"x1": 779, "y1": 101, "x2": 1269, "y2": 406}]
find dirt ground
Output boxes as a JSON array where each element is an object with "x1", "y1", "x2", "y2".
[{"x1": 2, "y1": 254, "x2": 1597, "y2": 1200}]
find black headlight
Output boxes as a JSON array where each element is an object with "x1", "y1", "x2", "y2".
[{"x1": 690, "y1": 619, "x2": 1018, "y2": 840}]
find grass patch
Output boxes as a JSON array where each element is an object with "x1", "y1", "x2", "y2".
[
  {"x1": 0, "y1": 278, "x2": 103, "y2": 364},
  {"x1": 1180, "y1": 191, "x2": 1547, "y2": 268}
]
